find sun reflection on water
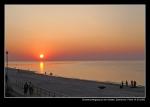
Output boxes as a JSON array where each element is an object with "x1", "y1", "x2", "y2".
[{"x1": 40, "y1": 62, "x2": 44, "y2": 74}]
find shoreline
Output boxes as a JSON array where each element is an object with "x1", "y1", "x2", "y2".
[
  {"x1": 5, "y1": 67, "x2": 144, "y2": 87},
  {"x1": 5, "y1": 67, "x2": 145, "y2": 97}
]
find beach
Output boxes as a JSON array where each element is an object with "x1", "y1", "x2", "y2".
[{"x1": 5, "y1": 67, "x2": 145, "y2": 97}]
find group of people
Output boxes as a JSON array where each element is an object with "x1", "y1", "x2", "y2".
[
  {"x1": 44, "y1": 72, "x2": 53, "y2": 76},
  {"x1": 24, "y1": 81, "x2": 34, "y2": 96},
  {"x1": 130, "y1": 80, "x2": 137, "y2": 88},
  {"x1": 120, "y1": 80, "x2": 137, "y2": 88}
]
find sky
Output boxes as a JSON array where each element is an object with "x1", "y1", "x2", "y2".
[{"x1": 5, "y1": 5, "x2": 145, "y2": 61}]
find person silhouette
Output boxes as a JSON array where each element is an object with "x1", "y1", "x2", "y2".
[
  {"x1": 120, "y1": 81, "x2": 124, "y2": 89},
  {"x1": 24, "y1": 82, "x2": 28, "y2": 96},
  {"x1": 125, "y1": 80, "x2": 128, "y2": 87},
  {"x1": 50, "y1": 72, "x2": 53, "y2": 76},
  {"x1": 29, "y1": 82, "x2": 34, "y2": 96},
  {"x1": 131, "y1": 80, "x2": 133, "y2": 87},
  {"x1": 133, "y1": 80, "x2": 136, "y2": 88},
  {"x1": 122, "y1": 81, "x2": 124, "y2": 86}
]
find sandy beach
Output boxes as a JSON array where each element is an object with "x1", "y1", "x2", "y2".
[{"x1": 5, "y1": 67, "x2": 145, "y2": 97}]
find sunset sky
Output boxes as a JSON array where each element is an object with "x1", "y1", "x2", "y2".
[{"x1": 5, "y1": 5, "x2": 145, "y2": 61}]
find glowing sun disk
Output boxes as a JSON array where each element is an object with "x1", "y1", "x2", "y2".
[{"x1": 40, "y1": 54, "x2": 44, "y2": 59}]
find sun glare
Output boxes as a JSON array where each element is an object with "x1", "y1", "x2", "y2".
[{"x1": 40, "y1": 54, "x2": 44, "y2": 59}]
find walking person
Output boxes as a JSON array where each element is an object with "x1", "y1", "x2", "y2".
[{"x1": 24, "y1": 82, "x2": 28, "y2": 96}]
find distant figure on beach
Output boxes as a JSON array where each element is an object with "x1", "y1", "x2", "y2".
[
  {"x1": 133, "y1": 80, "x2": 137, "y2": 88},
  {"x1": 50, "y1": 73, "x2": 53, "y2": 76},
  {"x1": 45, "y1": 72, "x2": 46, "y2": 75},
  {"x1": 24, "y1": 82, "x2": 28, "y2": 96},
  {"x1": 120, "y1": 81, "x2": 124, "y2": 89},
  {"x1": 131, "y1": 80, "x2": 133, "y2": 87},
  {"x1": 125, "y1": 80, "x2": 128, "y2": 87},
  {"x1": 121, "y1": 81, "x2": 123, "y2": 86},
  {"x1": 29, "y1": 82, "x2": 34, "y2": 96}
]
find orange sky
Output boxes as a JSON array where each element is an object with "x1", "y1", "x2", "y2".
[{"x1": 5, "y1": 5, "x2": 145, "y2": 61}]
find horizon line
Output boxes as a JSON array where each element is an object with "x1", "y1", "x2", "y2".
[{"x1": 6, "y1": 59, "x2": 145, "y2": 62}]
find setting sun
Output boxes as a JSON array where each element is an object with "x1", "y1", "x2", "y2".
[
  {"x1": 40, "y1": 54, "x2": 44, "y2": 59},
  {"x1": 4, "y1": 5, "x2": 145, "y2": 97}
]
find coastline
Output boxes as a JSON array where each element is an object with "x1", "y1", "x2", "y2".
[{"x1": 5, "y1": 67, "x2": 145, "y2": 97}]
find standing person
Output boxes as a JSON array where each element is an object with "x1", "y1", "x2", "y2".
[
  {"x1": 120, "y1": 81, "x2": 124, "y2": 89},
  {"x1": 125, "y1": 80, "x2": 128, "y2": 87},
  {"x1": 121, "y1": 81, "x2": 124, "y2": 87},
  {"x1": 29, "y1": 82, "x2": 34, "y2": 96},
  {"x1": 24, "y1": 82, "x2": 28, "y2": 96},
  {"x1": 31, "y1": 83, "x2": 34, "y2": 96},
  {"x1": 133, "y1": 80, "x2": 137, "y2": 88},
  {"x1": 131, "y1": 80, "x2": 133, "y2": 87}
]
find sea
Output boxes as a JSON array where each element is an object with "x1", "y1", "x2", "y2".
[{"x1": 6, "y1": 60, "x2": 145, "y2": 86}]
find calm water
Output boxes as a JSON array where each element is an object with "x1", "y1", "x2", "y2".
[{"x1": 7, "y1": 60, "x2": 145, "y2": 85}]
